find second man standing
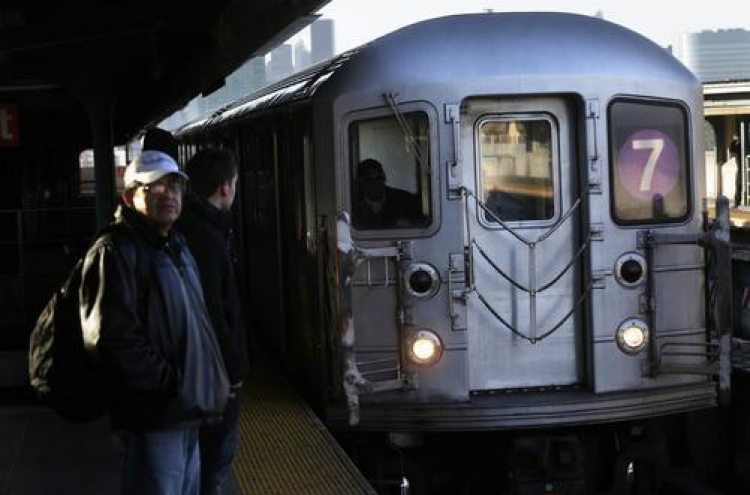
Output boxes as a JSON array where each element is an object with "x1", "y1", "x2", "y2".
[{"x1": 177, "y1": 147, "x2": 250, "y2": 495}]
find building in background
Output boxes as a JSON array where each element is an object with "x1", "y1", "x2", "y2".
[
  {"x1": 161, "y1": 18, "x2": 335, "y2": 131},
  {"x1": 267, "y1": 43, "x2": 294, "y2": 85},
  {"x1": 311, "y1": 19, "x2": 335, "y2": 65},
  {"x1": 676, "y1": 29, "x2": 750, "y2": 82},
  {"x1": 294, "y1": 39, "x2": 311, "y2": 70}
]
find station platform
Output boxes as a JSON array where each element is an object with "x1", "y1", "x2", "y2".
[
  {"x1": 0, "y1": 353, "x2": 376, "y2": 495},
  {"x1": 727, "y1": 205, "x2": 750, "y2": 229}
]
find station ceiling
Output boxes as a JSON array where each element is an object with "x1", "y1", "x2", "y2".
[{"x1": 0, "y1": 0, "x2": 330, "y2": 144}]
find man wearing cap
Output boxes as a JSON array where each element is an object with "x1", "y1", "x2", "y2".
[{"x1": 79, "y1": 150, "x2": 230, "y2": 495}]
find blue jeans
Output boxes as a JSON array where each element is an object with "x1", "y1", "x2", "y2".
[
  {"x1": 199, "y1": 392, "x2": 241, "y2": 495},
  {"x1": 120, "y1": 427, "x2": 201, "y2": 495}
]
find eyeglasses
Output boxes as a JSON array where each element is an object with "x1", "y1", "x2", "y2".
[{"x1": 142, "y1": 177, "x2": 186, "y2": 195}]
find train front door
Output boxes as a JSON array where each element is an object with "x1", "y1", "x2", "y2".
[{"x1": 460, "y1": 97, "x2": 585, "y2": 391}]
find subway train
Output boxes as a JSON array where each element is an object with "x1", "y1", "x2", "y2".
[{"x1": 175, "y1": 12, "x2": 732, "y2": 495}]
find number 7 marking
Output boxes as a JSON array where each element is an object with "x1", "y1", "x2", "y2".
[{"x1": 633, "y1": 138, "x2": 664, "y2": 192}]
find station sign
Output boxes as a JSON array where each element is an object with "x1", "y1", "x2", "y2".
[{"x1": 0, "y1": 104, "x2": 19, "y2": 147}]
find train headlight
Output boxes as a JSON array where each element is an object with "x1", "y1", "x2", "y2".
[
  {"x1": 614, "y1": 253, "x2": 647, "y2": 288},
  {"x1": 406, "y1": 330, "x2": 443, "y2": 367},
  {"x1": 616, "y1": 319, "x2": 649, "y2": 355},
  {"x1": 404, "y1": 263, "x2": 440, "y2": 300}
]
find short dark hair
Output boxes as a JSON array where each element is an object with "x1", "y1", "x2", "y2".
[
  {"x1": 357, "y1": 158, "x2": 386, "y2": 181},
  {"x1": 185, "y1": 147, "x2": 239, "y2": 198}
]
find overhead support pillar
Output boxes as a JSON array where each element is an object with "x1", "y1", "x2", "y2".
[{"x1": 80, "y1": 89, "x2": 117, "y2": 229}]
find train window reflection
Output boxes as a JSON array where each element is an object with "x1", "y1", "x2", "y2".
[
  {"x1": 478, "y1": 118, "x2": 554, "y2": 222},
  {"x1": 349, "y1": 112, "x2": 431, "y2": 230},
  {"x1": 609, "y1": 100, "x2": 690, "y2": 224}
]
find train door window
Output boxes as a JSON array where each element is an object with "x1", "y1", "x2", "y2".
[
  {"x1": 348, "y1": 112, "x2": 431, "y2": 231},
  {"x1": 608, "y1": 99, "x2": 690, "y2": 224},
  {"x1": 477, "y1": 117, "x2": 554, "y2": 223}
]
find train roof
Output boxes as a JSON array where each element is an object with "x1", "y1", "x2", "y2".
[
  {"x1": 331, "y1": 12, "x2": 696, "y2": 88},
  {"x1": 178, "y1": 12, "x2": 697, "y2": 135},
  {"x1": 177, "y1": 49, "x2": 359, "y2": 135}
]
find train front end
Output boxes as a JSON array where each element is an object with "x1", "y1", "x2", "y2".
[
  {"x1": 324, "y1": 12, "x2": 729, "y2": 432},
  {"x1": 318, "y1": 12, "x2": 730, "y2": 494}
]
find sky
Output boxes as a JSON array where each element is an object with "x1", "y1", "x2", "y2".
[{"x1": 307, "y1": 0, "x2": 750, "y2": 51}]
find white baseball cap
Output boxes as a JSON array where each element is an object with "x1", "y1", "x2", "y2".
[{"x1": 124, "y1": 150, "x2": 188, "y2": 188}]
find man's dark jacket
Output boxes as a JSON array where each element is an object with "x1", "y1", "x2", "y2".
[
  {"x1": 177, "y1": 194, "x2": 250, "y2": 385},
  {"x1": 79, "y1": 204, "x2": 229, "y2": 430},
  {"x1": 352, "y1": 186, "x2": 423, "y2": 229}
]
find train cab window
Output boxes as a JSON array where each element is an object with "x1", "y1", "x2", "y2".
[
  {"x1": 478, "y1": 118, "x2": 554, "y2": 223},
  {"x1": 609, "y1": 100, "x2": 690, "y2": 224},
  {"x1": 349, "y1": 112, "x2": 431, "y2": 231}
]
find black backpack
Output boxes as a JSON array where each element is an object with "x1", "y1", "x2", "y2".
[{"x1": 28, "y1": 224, "x2": 151, "y2": 423}]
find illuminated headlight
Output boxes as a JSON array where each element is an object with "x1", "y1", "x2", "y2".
[
  {"x1": 616, "y1": 319, "x2": 649, "y2": 355},
  {"x1": 614, "y1": 253, "x2": 647, "y2": 288},
  {"x1": 406, "y1": 330, "x2": 443, "y2": 366},
  {"x1": 404, "y1": 263, "x2": 440, "y2": 299}
]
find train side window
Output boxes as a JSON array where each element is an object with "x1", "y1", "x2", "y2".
[
  {"x1": 349, "y1": 112, "x2": 431, "y2": 230},
  {"x1": 609, "y1": 100, "x2": 690, "y2": 224},
  {"x1": 478, "y1": 118, "x2": 554, "y2": 223}
]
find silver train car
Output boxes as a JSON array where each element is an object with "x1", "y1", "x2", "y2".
[{"x1": 177, "y1": 12, "x2": 731, "y2": 495}]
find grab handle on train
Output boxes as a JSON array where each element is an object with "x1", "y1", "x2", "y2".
[
  {"x1": 705, "y1": 196, "x2": 732, "y2": 405},
  {"x1": 643, "y1": 196, "x2": 732, "y2": 404}
]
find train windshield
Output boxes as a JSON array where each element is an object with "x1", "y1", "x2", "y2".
[
  {"x1": 349, "y1": 112, "x2": 431, "y2": 230},
  {"x1": 609, "y1": 100, "x2": 690, "y2": 224},
  {"x1": 478, "y1": 118, "x2": 554, "y2": 222}
]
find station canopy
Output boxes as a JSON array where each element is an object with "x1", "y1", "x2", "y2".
[{"x1": 0, "y1": 0, "x2": 329, "y2": 143}]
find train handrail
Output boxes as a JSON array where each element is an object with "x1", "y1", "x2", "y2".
[
  {"x1": 335, "y1": 212, "x2": 372, "y2": 426},
  {"x1": 642, "y1": 196, "x2": 732, "y2": 403},
  {"x1": 658, "y1": 341, "x2": 721, "y2": 375},
  {"x1": 334, "y1": 214, "x2": 408, "y2": 425},
  {"x1": 474, "y1": 284, "x2": 591, "y2": 344},
  {"x1": 471, "y1": 234, "x2": 590, "y2": 294},
  {"x1": 459, "y1": 188, "x2": 581, "y2": 246},
  {"x1": 459, "y1": 187, "x2": 588, "y2": 343}
]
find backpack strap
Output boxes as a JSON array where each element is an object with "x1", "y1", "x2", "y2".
[
  {"x1": 131, "y1": 236, "x2": 153, "y2": 310},
  {"x1": 94, "y1": 223, "x2": 153, "y2": 310}
]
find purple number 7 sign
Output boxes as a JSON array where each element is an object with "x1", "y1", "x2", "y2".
[{"x1": 616, "y1": 129, "x2": 679, "y2": 202}]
